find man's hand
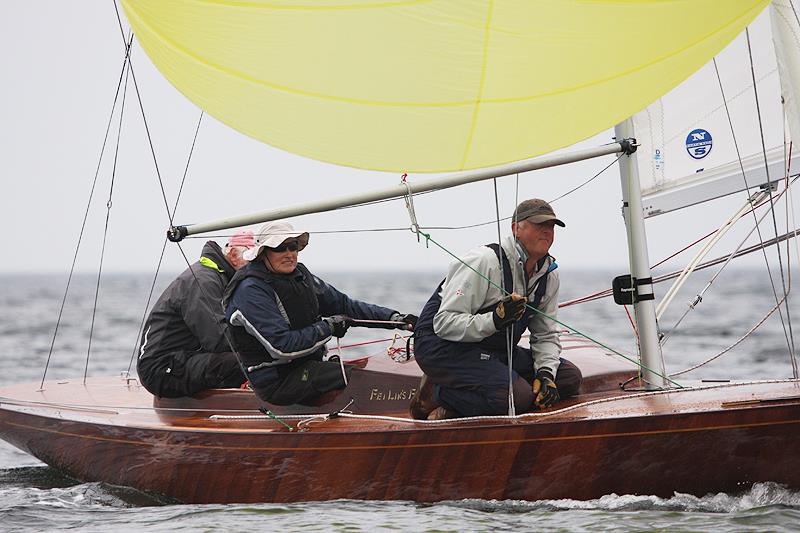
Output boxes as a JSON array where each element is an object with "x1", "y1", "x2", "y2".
[
  {"x1": 323, "y1": 315, "x2": 352, "y2": 338},
  {"x1": 532, "y1": 370, "x2": 559, "y2": 409},
  {"x1": 491, "y1": 293, "x2": 527, "y2": 330},
  {"x1": 392, "y1": 313, "x2": 418, "y2": 331}
]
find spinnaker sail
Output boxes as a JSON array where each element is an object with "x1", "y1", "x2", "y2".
[{"x1": 120, "y1": 0, "x2": 768, "y2": 173}]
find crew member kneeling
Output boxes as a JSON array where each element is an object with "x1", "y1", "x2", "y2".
[
  {"x1": 224, "y1": 221, "x2": 416, "y2": 406},
  {"x1": 411, "y1": 199, "x2": 582, "y2": 420}
]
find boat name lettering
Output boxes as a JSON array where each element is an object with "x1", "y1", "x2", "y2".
[{"x1": 369, "y1": 388, "x2": 416, "y2": 401}]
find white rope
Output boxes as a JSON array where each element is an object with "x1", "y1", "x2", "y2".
[
  {"x1": 336, "y1": 378, "x2": 800, "y2": 425},
  {"x1": 491, "y1": 177, "x2": 516, "y2": 418},
  {"x1": 661, "y1": 190, "x2": 771, "y2": 344},
  {"x1": 400, "y1": 174, "x2": 421, "y2": 242},
  {"x1": 657, "y1": 195, "x2": 760, "y2": 319},
  {"x1": 335, "y1": 337, "x2": 348, "y2": 387},
  {"x1": 206, "y1": 378, "x2": 800, "y2": 425},
  {"x1": 11, "y1": 379, "x2": 784, "y2": 424}
]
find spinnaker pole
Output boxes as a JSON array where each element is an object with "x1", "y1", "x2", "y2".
[
  {"x1": 615, "y1": 119, "x2": 668, "y2": 389},
  {"x1": 168, "y1": 141, "x2": 629, "y2": 240}
]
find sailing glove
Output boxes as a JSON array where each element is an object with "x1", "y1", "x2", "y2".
[
  {"x1": 532, "y1": 370, "x2": 559, "y2": 409},
  {"x1": 491, "y1": 293, "x2": 528, "y2": 330},
  {"x1": 323, "y1": 315, "x2": 352, "y2": 338},
  {"x1": 391, "y1": 313, "x2": 418, "y2": 331}
]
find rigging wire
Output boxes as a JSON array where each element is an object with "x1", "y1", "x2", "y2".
[
  {"x1": 787, "y1": 176, "x2": 800, "y2": 373},
  {"x1": 84, "y1": 47, "x2": 131, "y2": 383},
  {"x1": 510, "y1": 172, "x2": 522, "y2": 415},
  {"x1": 110, "y1": 6, "x2": 231, "y2": 383},
  {"x1": 669, "y1": 293, "x2": 788, "y2": 377},
  {"x1": 655, "y1": 194, "x2": 761, "y2": 319},
  {"x1": 790, "y1": 0, "x2": 800, "y2": 30},
  {"x1": 562, "y1": 178, "x2": 799, "y2": 308},
  {"x1": 549, "y1": 154, "x2": 623, "y2": 204},
  {"x1": 110, "y1": 5, "x2": 231, "y2": 384},
  {"x1": 562, "y1": 225, "x2": 800, "y2": 308},
  {"x1": 491, "y1": 178, "x2": 515, "y2": 417},
  {"x1": 661, "y1": 67, "x2": 778, "y2": 150},
  {"x1": 711, "y1": 53, "x2": 796, "y2": 369},
  {"x1": 112, "y1": 1, "x2": 174, "y2": 227},
  {"x1": 127, "y1": 112, "x2": 206, "y2": 375},
  {"x1": 123, "y1": 40, "x2": 262, "y2": 389},
  {"x1": 651, "y1": 229, "x2": 717, "y2": 270},
  {"x1": 782, "y1": 113, "x2": 800, "y2": 377},
  {"x1": 39, "y1": 32, "x2": 135, "y2": 390},
  {"x1": 745, "y1": 29, "x2": 797, "y2": 372},
  {"x1": 660, "y1": 190, "x2": 775, "y2": 346}
]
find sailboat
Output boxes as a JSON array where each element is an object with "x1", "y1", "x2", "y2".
[{"x1": 1, "y1": 0, "x2": 800, "y2": 504}]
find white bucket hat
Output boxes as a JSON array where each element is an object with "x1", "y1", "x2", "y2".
[{"x1": 243, "y1": 221, "x2": 309, "y2": 261}]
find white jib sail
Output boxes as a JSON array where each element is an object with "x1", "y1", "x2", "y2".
[{"x1": 633, "y1": 6, "x2": 799, "y2": 218}]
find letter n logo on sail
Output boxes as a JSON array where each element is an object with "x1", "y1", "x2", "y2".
[{"x1": 685, "y1": 128, "x2": 713, "y2": 160}]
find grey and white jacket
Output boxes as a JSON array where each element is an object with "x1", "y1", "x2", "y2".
[{"x1": 432, "y1": 234, "x2": 562, "y2": 376}]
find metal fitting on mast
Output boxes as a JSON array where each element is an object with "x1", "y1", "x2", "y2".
[
  {"x1": 167, "y1": 226, "x2": 188, "y2": 242},
  {"x1": 618, "y1": 137, "x2": 639, "y2": 155}
]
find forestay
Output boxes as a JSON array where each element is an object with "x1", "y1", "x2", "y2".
[{"x1": 120, "y1": 0, "x2": 767, "y2": 173}]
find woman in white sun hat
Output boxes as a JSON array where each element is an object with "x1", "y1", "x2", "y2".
[{"x1": 223, "y1": 220, "x2": 417, "y2": 405}]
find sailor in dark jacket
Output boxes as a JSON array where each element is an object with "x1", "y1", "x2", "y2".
[
  {"x1": 137, "y1": 231, "x2": 255, "y2": 397},
  {"x1": 224, "y1": 220, "x2": 417, "y2": 406}
]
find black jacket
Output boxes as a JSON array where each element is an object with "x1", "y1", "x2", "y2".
[{"x1": 138, "y1": 241, "x2": 235, "y2": 360}]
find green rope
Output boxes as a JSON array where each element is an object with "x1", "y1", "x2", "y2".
[
  {"x1": 259, "y1": 408, "x2": 294, "y2": 431},
  {"x1": 415, "y1": 229, "x2": 683, "y2": 389}
]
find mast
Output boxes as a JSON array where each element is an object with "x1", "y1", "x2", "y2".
[{"x1": 615, "y1": 119, "x2": 668, "y2": 389}]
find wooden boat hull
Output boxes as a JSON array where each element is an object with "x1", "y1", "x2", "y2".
[{"x1": 1, "y1": 374, "x2": 799, "y2": 503}]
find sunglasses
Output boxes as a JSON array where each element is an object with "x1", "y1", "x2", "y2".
[{"x1": 269, "y1": 240, "x2": 300, "y2": 253}]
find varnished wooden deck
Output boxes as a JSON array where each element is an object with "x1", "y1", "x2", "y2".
[{"x1": 1, "y1": 338, "x2": 799, "y2": 503}]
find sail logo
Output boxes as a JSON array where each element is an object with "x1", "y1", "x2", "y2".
[
  {"x1": 685, "y1": 129, "x2": 713, "y2": 159},
  {"x1": 653, "y1": 148, "x2": 663, "y2": 171}
]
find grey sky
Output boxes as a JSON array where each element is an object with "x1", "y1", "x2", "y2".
[{"x1": 2, "y1": 2, "x2": 794, "y2": 278}]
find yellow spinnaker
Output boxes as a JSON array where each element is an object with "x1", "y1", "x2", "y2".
[{"x1": 121, "y1": 0, "x2": 768, "y2": 173}]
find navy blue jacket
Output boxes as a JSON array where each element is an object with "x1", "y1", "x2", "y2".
[{"x1": 224, "y1": 261, "x2": 397, "y2": 364}]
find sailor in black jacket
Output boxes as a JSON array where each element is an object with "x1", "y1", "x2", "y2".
[
  {"x1": 224, "y1": 221, "x2": 417, "y2": 406},
  {"x1": 137, "y1": 231, "x2": 255, "y2": 397}
]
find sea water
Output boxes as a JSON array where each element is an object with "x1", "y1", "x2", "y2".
[{"x1": 0, "y1": 270, "x2": 799, "y2": 532}]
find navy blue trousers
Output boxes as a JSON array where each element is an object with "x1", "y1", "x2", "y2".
[{"x1": 414, "y1": 332, "x2": 582, "y2": 416}]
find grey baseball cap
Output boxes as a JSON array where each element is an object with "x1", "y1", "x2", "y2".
[{"x1": 512, "y1": 199, "x2": 565, "y2": 227}]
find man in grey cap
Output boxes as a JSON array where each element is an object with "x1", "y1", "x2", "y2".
[{"x1": 410, "y1": 198, "x2": 582, "y2": 419}]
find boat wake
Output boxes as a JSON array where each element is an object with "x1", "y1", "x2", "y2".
[
  {"x1": 1, "y1": 472, "x2": 799, "y2": 532},
  {"x1": 449, "y1": 482, "x2": 800, "y2": 513},
  {"x1": 0, "y1": 467, "x2": 169, "y2": 510}
]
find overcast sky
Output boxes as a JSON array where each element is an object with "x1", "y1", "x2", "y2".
[{"x1": 2, "y1": 2, "x2": 795, "y2": 280}]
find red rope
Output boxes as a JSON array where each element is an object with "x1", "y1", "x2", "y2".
[
  {"x1": 562, "y1": 192, "x2": 781, "y2": 308},
  {"x1": 337, "y1": 334, "x2": 411, "y2": 351},
  {"x1": 650, "y1": 230, "x2": 716, "y2": 269},
  {"x1": 788, "y1": 141, "x2": 793, "y2": 175},
  {"x1": 623, "y1": 304, "x2": 639, "y2": 340}
]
